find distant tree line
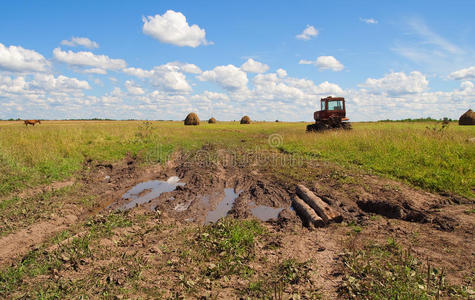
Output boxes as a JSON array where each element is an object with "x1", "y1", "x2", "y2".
[{"x1": 378, "y1": 117, "x2": 453, "y2": 122}]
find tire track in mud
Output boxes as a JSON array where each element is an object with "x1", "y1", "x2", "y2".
[{"x1": 1, "y1": 147, "x2": 472, "y2": 288}]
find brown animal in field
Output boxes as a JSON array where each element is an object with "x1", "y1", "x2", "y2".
[{"x1": 24, "y1": 120, "x2": 41, "y2": 126}]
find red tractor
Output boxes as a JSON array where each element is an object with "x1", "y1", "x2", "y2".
[{"x1": 306, "y1": 96, "x2": 351, "y2": 132}]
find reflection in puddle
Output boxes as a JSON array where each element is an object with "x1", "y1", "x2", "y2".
[
  {"x1": 174, "y1": 202, "x2": 191, "y2": 212},
  {"x1": 120, "y1": 176, "x2": 185, "y2": 210},
  {"x1": 249, "y1": 201, "x2": 284, "y2": 221},
  {"x1": 205, "y1": 188, "x2": 241, "y2": 224},
  {"x1": 200, "y1": 195, "x2": 210, "y2": 206}
]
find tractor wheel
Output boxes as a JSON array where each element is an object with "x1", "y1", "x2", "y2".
[
  {"x1": 342, "y1": 122, "x2": 352, "y2": 130},
  {"x1": 306, "y1": 124, "x2": 319, "y2": 132},
  {"x1": 306, "y1": 122, "x2": 328, "y2": 132}
]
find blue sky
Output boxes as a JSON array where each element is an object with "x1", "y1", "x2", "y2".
[{"x1": 0, "y1": 0, "x2": 474, "y2": 121}]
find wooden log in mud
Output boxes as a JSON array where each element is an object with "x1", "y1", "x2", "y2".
[
  {"x1": 292, "y1": 195, "x2": 325, "y2": 228},
  {"x1": 296, "y1": 184, "x2": 342, "y2": 224}
]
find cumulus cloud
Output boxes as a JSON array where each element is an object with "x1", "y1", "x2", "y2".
[
  {"x1": 150, "y1": 65, "x2": 192, "y2": 93},
  {"x1": 30, "y1": 74, "x2": 91, "y2": 91},
  {"x1": 252, "y1": 72, "x2": 343, "y2": 102},
  {"x1": 142, "y1": 10, "x2": 211, "y2": 47},
  {"x1": 448, "y1": 66, "x2": 475, "y2": 80},
  {"x1": 0, "y1": 73, "x2": 90, "y2": 95},
  {"x1": 123, "y1": 62, "x2": 199, "y2": 93},
  {"x1": 0, "y1": 73, "x2": 90, "y2": 118},
  {"x1": 276, "y1": 68, "x2": 287, "y2": 78},
  {"x1": 123, "y1": 67, "x2": 154, "y2": 78},
  {"x1": 360, "y1": 18, "x2": 378, "y2": 24},
  {"x1": 82, "y1": 68, "x2": 107, "y2": 75},
  {"x1": 0, "y1": 43, "x2": 49, "y2": 72},
  {"x1": 123, "y1": 62, "x2": 201, "y2": 79},
  {"x1": 296, "y1": 25, "x2": 318, "y2": 40},
  {"x1": 299, "y1": 56, "x2": 344, "y2": 71},
  {"x1": 53, "y1": 48, "x2": 126, "y2": 70},
  {"x1": 241, "y1": 58, "x2": 269, "y2": 73},
  {"x1": 165, "y1": 62, "x2": 202, "y2": 74},
  {"x1": 198, "y1": 64, "x2": 248, "y2": 91},
  {"x1": 359, "y1": 71, "x2": 429, "y2": 95},
  {"x1": 60, "y1": 37, "x2": 99, "y2": 49},
  {"x1": 125, "y1": 80, "x2": 145, "y2": 95}
]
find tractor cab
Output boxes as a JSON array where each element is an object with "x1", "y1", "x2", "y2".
[
  {"x1": 307, "y1": 96, "x2": 351, "y2": 132},
  {"x1": 314, "y1": 96, "x2": 347, "y2": 122}
]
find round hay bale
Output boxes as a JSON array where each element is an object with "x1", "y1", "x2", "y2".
[
  {"x1": 184, "y1": 112, "x2": 200, "y2": 126},
  {"x1": 208, "y1": 117, "x2": 217, "y2": 124},
  {"x1": 459, "y1": 109, "x2": 475, "y2": 125},
  {"x1": 240, "y1": 115, "x2": 251, "y2": 124}
]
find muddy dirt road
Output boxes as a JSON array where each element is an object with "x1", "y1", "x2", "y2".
[{"x1": 0, "y1": 149, "x2": 474, "y2": 298}]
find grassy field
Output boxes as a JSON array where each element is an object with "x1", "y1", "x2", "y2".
[
  {"x1": 1, "y1": 120, "x2": 474, "y2": 298},
  {"x1": 1, "y1": 120, "x2": 473, "y2": 198}
]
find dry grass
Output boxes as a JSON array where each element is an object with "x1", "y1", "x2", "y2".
[{"x1": 0, "y1": 120, "x2": 473, "y2": 198}]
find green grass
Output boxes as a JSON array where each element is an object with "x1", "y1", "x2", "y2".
[
  {"x1": 0, "y1": 120, "x2": 474, "y2": 198},
  {"x1": 0, "y1": 211, "x2": 134, "y2": 298},
  {"x1": 340, "y1": 238, "x2": 473, "y2": 299},
  {"x1": 197, "y1": 217, "x2": 265, "y2": 279},
  {"x1": 278, "y1": 122, "x2": 475, "y2": 197},
  {"x1": 0, "y1": 186, "x2": 76, "y2": 236}
]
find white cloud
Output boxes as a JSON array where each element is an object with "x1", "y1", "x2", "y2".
[
  {"x1": 360, "y1": 18, "x2": 378, "y2": 24},
  {"x1": 346, "y1": 78, "x2": 475, "y2": 121},
  {"x1": 0, "y1": 73, "x2": 91, "y2": 118},
  {"x1": 0, "y1": 74, "x2": 29, "y2": 94},
  {"x1": 299, "y1": 56, "x2": 344, "y2": 71},
  {"x1": 197, "y1": 90, "x2": 229, "y2": 101},
  {"x1": 198, "y1": 64, "x2": 248, "y2": 91},
  {"x1": 0, "y1": 73, "x2": 90, "y2": 95},
  {"x1": 82, "y1": 68, "x2": 107, "y2": 75},
  {"x1": 60, "y1": 37, "x2": 99, "y2": 49},
  {"x1": 0, "y1": 43, "x2": 49, "y2": 72},
  {"x1": 30, "y1": 74, "x2": 91, "y2": 91},
  {"x1": 296, "y1": 25, "x2": 318, "y2": 40},
  {"x1": 448, "y1": 66, "x2": 475, "y2": 80},
  {"x1": 142, "y1": 10, "x2": 211, "y2": 47},
  {"x1": 241, "y1": 58, "x2": 269, "y2": 73},
  {"x1": 252, "y1": 72, "x2": 343, "y2": 102},
  {"x1": 125, "y1": 80, "x2": 145, "y2": 95},
  {"x1": 150, "y1": 65, "x2": 192, "y2": 93},
  {"x1": 165, "y1": 62, "x2": 202, "y2": 74},
  {"x1": 53, "y1": 48, "x2": 126, "y2": 70},
  {"x1": 123, "y1": 62, "x2": 201, "y2": 79},
  {"x1": 101, "y1": 87, "x2": 124, "y2": 104},
  {"x1": 123, "y1": 63, "x2": 197, "y2": 93},
  {"x1": 359, "y1": 71, "x2": 429, "y2": 95},
  {"x1": 276, "y1": 68, "x2": 287, "y2": 78},
  {"x1": 123, "y1": 67, "x2": 153, "y2": 78}
]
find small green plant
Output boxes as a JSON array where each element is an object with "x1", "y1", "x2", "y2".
[
  {"x1": 197, "y1": 218, "x2": 264, "y2": 278},
  {"x1": 425, "y1": 119, "x2": 450, "y2": 133},
  {"x1": 277, "y1": 259, "x2": 313, "y2": 285},
  {"x1": 340, "y1": 239, "x2": 472, "y2": 299},
  {"x1": 464, "y1": 208, "x2": 475, "y2": 215}
]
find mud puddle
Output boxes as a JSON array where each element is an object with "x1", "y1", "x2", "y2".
[
  {"x1": 205, "y1": 188, "x2": 241, "y2": 224},
  {"x1": 249, "y1": 201, "x2": 285, "y2": 221},
  {"x1": 120, "y1": 176, "x2": 185, "y2": 210}
]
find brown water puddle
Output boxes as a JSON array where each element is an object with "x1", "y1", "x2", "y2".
[
  {"x1": 205, "y1": 188, "x2": 241, "y2": 224},
  {"x1": 249, "y1": 201, "x2": 285, "y2": 221},
  {"x1": 120, "y1": 176, "x2": 185, "y2": 210}
]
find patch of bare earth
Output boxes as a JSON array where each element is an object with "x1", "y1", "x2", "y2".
[
  {"x1": 0, "y1": 155, "x2": 174, "y2": 267},
  {"x1": 1, "y1": 149, "x2": 473, "y2": 298}
]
